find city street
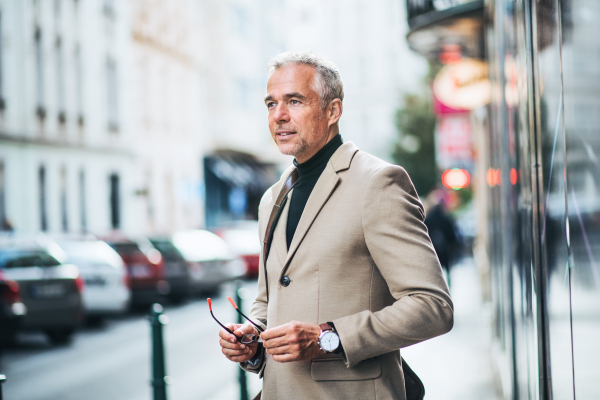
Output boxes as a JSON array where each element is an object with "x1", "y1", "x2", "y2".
[
  {"x1": 1, "y1": 260, "x2": 501, "y2": 400},
  {"x1": 0, "y1": 281, "x2": 262, "y2": 400}
]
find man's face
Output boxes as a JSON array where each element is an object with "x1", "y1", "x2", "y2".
[{"x1": 265, "y1": 64, "x2": 331, "y2": 163}]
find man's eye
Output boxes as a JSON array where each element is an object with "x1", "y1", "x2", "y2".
[
  {"x1": 290, "y1": 99, "x2": 299, "y2": 105},
  {"x1": 267, "y1": 102, "x2": 275, "y2": 108}
]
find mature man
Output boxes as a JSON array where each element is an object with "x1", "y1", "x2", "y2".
[{"x1": 218, "y1": 51, "x2": 453, "y2": 400}]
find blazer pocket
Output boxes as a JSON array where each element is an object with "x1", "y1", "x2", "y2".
[{"x1": 311, "y1": 357, "x2": 382, "y2": 381}]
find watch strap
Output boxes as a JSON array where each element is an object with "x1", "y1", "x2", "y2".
[{"x1": 320, "y1": 322, "x2": 334, "y2": 332}]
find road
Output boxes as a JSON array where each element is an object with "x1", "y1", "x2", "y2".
[
  {"x1": 0, "y1": 281, "x2": 262, "y2": 400},
  {"x1": 1, "y1": 260, "x2": 501, "y2": 400}
]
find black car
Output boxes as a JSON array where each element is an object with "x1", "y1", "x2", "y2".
[
  {"x1": 148, "y1": 238, "x2": 191, "y2": 303},
  {"x1": 0, "y1": 277, "x2": 27, "y2": 345},
  {"x1": 0, "y1": 240, "x2": 84, "y2": 344}
]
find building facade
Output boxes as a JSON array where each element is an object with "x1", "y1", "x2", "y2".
[{"x1": 0, "y1": 0, "x2": 136, "y2": 236}]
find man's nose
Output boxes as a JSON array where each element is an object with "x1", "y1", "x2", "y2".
[{"x1": 273, "y1": 104, "x2": 290, "y2": 122}]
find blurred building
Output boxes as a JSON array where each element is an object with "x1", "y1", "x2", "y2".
[
  {"x1": 405, "y1": 0, "x2": 600, "y2": 399},
  {"x1": 0, "y1": 0, "x2": 430, "y2": 235},
  {"x1": 0, "y1": 0, "x2": 136, "y2": 235},
  {"x1": 129, "y1": 0, "x2": 204, "y2": 234}
]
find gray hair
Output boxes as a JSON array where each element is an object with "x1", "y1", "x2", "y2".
[{"x1": 267, "y1": 51, "x2": 344, "y2": 110}]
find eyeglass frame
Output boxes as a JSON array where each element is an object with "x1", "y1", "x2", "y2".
[{"x1": 207, "y1": 297, "x2": 264, "y2": 344}]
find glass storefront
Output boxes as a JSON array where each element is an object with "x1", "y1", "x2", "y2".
[
  {"x1": 406, "y1": 0, "x2": 600, "y2": 398},
  {"x1": 485, "y1": 0, "x2": 600, "y2": 398}
]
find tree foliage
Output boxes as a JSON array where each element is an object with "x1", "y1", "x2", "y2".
[{"x1": 392, "y1": 93, "x2": 438, "y2": 197}]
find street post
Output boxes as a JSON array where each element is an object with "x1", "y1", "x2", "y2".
[
  {"x1": 150, "y1": 303, "x2": 169, "y2": 400},
  {"x1": 0, "y1": 374, "x2": 6, "y2": 400},
  {"x1": 236, "y1": 281, "x2": 249, "y2": 400}
]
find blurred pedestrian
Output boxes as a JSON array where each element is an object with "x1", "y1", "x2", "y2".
[
  {"x1": 424, "y1": 190, "x2": 460, "y2": 289},
  {"x1": 216, "y1": 51, "x2": 453, "y2": 400}
]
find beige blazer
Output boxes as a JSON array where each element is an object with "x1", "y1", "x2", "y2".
[{"x1": 243, "y1": 142, "x2": 453, "y2": 400}]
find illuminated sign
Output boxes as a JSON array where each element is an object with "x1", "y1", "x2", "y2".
[
  {"x1": 442, "y1": 168, "x2": 470, "y2": 190},
  {"x1": 433, "y1": 58, "x2": 491, "y2": 110}
]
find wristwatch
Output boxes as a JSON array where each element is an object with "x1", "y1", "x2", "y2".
[{"x1": 318, "y1": 322, "x2": 341, "y2": 353}]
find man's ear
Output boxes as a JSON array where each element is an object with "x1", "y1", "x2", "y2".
[{"x1": 328, "y1": 99, "x2": 343, "y2": 126}]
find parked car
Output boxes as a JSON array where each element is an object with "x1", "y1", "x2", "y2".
[
  {"x1": 0, "y1": 236, "x2": 84, "y2": 344},
  {"x1": 171, "y1": 230, "x2": 246, "y2": 294},
  {"x1": 148, "y1": 238, "x2": 191, "y2": 303},
  {"x1": 56, "y1": 237, "x2": 131, "y2": 321},
  {"x1": 214, "y1": 221, "x2": 261, "y2": 279},
  {"x1": 104, "y1": 237, "x2": 167, "y2": 306},
  {"x1": 0, "y1": 273, "x2": 27, "y2": 345}
]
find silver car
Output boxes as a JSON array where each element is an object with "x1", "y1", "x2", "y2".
[
  {"x1": 171, "y1": 230, "x2": 246, "y2": 294},
  {"x1": 57, "y1": 238, "x2": 131, "y2": 320}
]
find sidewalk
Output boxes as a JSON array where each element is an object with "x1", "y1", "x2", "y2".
[
  {"x1": 208, "y1": 258, "x2": 501, "y2": 400},
  {"x1": 402, "y1": 257, "x2": 502, "y2": 399}
]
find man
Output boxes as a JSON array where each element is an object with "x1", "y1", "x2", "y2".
[{"x1": 218, "y1": 51, "x2": 453, "y2": 400}]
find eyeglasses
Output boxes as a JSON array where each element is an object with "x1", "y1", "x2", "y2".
[{"x1": 207, "y1": 297, "x2": 264, "y2": 344}]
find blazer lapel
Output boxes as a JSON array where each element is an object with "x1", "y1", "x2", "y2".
[{"x1": 272, "y1": 189, "x2": 292, "y2": 267}]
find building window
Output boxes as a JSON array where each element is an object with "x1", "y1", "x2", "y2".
[
  {"x1": 103, "y1": 0, "x2": 115, "y2": 18},
  {"x1": 0, "y1": 11, "x2": 5, "y2": 111},
  {"x1": 79, "y1": 169, "x2": 87, "y2": 232},
  {"x1": 109, "y1": 173, "x2": 120, "y2": 229},
  {"x1": 35, "y1": 27, "x2": 46, "y2": 120},
  {"x1": 0, "y1": 161, "x2": 6, "y2": 230},
  {"x1": 75, "y1": 45, "x2": 84, "y2": 126},
  {"x1": 39, "y1": 166, "x2": 48, "y2": 231},
  {"x1": 106, "y1": 58, "x2": 119, "y2": 131},
  {"x1": 60, "y1": 167, "x2": 68, "y2": 232},
  {"x1": 56, "y1": 37, "x2": 66, "y2": 123}
]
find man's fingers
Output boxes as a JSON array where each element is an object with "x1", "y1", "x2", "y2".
[
  {"x1": 219, "y1": 337, "x2": 246, "y2": 350},
  {"x1": 265, "y1": 344, "x2": 296, "y2": 355},
  {"x1": 260, "y1": 323, "x2": 293, "y2": 341},
  {"x1": 262, "y1": 335, "x2": 292, "y2": 349},
  {"x1": 234, "y1": 323, "x2": 258, "y2": 336}
]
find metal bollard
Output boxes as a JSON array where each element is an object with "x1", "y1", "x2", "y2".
[
  {"x1": 150, "y1": 303, "x2": 169, "y2": 400},
  {"x1": 0, "y1": 374, "x2": 6, "y2": 400},
  {"x1": 235, "y1": 281, "x2": 249, "y2": 400}
]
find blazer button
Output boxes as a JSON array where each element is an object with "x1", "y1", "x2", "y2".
[{"x1": 280, "y1": 276, "x2": 291, "y2": 287}]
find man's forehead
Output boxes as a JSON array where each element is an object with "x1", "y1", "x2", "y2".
[{"x1": 266, "y1": 64, "x2": 317, "y2": 96}]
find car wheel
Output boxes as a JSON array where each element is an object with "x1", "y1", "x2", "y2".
[{"x1": 46, "y1": 328, "x2": 75, "y2": 345}]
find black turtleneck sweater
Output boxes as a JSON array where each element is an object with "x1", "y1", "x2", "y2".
[{"x1": 286, "y1": 134, "x2": 343, "y2": 249}]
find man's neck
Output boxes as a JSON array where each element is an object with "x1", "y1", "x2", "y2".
[{"x1": 295, "y1": 129, "x2": 339, "y2": 164}]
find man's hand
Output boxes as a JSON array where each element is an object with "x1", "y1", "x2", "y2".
[
  {"x1": 261, "y1": 321, "x2": 324, "y2": 363},
  {"x1": 219, "y1": 323, "x2": 259, "y2": 363}
]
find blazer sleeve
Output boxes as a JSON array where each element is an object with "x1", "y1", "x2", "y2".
[{"x1": 332, "y1": 165, "x2": 454, "y2": 368}]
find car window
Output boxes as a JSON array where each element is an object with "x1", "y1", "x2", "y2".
[
  {"x1": 172, "y1": 231, "x2": 230, "y2": 261},
  {"x1": 0, "y1": 250, "x2": 62, "y2": 269},
  {"x1": 107, "y1": 242, "x2": 142, "y2": 255},
  {"x1": 149, "y1": 240, "x2": 184, "y2": 259}
]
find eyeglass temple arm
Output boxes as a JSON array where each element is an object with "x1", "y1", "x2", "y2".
[
  {"x1": 208, "y1": 298, "x2": 241, "y2": 339},
  {"x1": 227, "y1": 296, "x2": 264, "y2": 333}
]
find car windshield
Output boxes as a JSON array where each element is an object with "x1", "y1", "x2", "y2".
[
  {"x1": 149, "y1": 240, "x2": 184, "y2": 260},
  {"x1": 59, "y1": 241, "x2": 124, "y2": 269},
  {"x1": 172, "y1": 231, "x2": 230, "y2": 261},
  {"x1": 0, "y1": 249, "x2": 62, "y2": 269},
  {"x1": 107, "y1": 242, "x2": 143, "y2": 255}
]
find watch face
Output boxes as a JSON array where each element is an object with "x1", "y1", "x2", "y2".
[{"x1": 320, "y1": 331, "x2": 340, "y2": 352}]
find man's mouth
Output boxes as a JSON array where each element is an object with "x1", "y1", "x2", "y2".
[{"x1": 276, "y1": 131, "x2": 296, "y2": 137}]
